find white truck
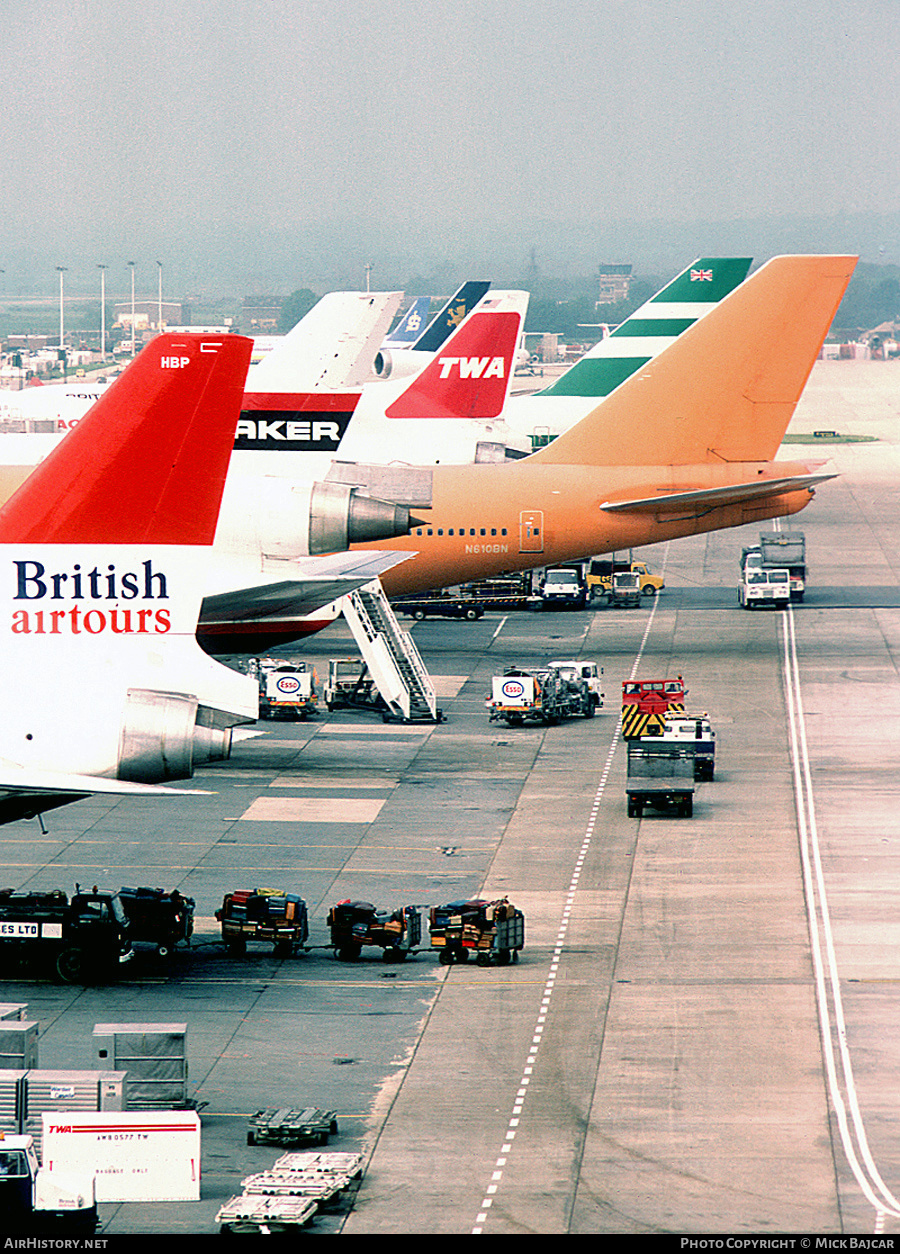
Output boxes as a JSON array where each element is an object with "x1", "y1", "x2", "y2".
[
  {"x1": 741, "y1": 531, "x2": 807, "y2": 601},
  {"x1": 549, "y1": 660, "x2": 604, "y2": 711},
  {"x1": 0, "y1": 1133, "x2": 97, "y2": 1234},
  {"x1": 538, "y1": 567, "x2": 588, "y2": 609},
  {"x1": 739, "y1": 567, "x2": 791, "y2": 609}
]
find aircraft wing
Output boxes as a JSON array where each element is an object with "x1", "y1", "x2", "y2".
[
  {"x1": 200, "y1": 549, "x2": 413, "y2": 625},
  {"x1": 0, "y1": 768, "x2": 203, "y2": 825},
  {"x1": 599, "y1": 472, "x2": 837, "y2": 514}
]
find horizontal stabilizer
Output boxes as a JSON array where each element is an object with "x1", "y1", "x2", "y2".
[{"x1": 600, "y1": 471, "x2": 837, "y2": 514}]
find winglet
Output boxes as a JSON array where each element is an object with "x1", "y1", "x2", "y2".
[{"x1": 0, "y1": 333, "x2": 253, "y2": 545}]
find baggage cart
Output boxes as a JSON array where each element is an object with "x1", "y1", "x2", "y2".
[
  {"x1": 216, "y1": 888, "x2": 308, "y2": 957},
  {"x1": 216, "y1": 1193, "x2": 318, "y2": 1234},
  {"x1": 246, "y1": 1106, "x2": 338, "y2": 1147},
  {"x1": 429, "y1": 898, "x2": 524, "y2": 966},
  {"x1": 327, "y1": 900, "x2": 421, "y2": 962},
  {"x1": 117, "y1": 886, "x2": 194, "y2": 956}
]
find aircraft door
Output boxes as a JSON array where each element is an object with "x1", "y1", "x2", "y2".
[{"x1": 519, "y1": 510, "x2": 544, "y2": 554}]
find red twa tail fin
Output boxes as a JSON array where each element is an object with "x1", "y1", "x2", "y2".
[
  {"x1": 0, "y1": 333, "x2": 253, "y2": 545},
  {"x1": 386, "y1": 292, "x2": 527, "y2": 420}
]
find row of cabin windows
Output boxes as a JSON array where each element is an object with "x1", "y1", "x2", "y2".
[{"x1": 414, "y1": 527, "x2": 512, "y2": 538}]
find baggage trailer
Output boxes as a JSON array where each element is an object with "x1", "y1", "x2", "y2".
[
  {"x1": 216, "y1": 888, "x2": 309, "y2": 957},
  {"x1": 216, "y1": 1193, "x2": 319, "y2": 1235},
  {"x1": 246, "y1": 1106, "x2": 339, "y2": 1148},
  {"x1": 610, "y1": 569, "x2": 642, "y2": 608},
  {"x1": 0, "y1": 885, "x2": 133, "y2": 984},
  {"x1": 429, "y1": 898, "x2": 525, "y2": 966},
  {"x1": 323, "y1": 658, "x2": 379, "y2": 712},
  {"x1": 326, "y1": 900, "x2": 421, "y2": 962},
  {"x1": 626, "y1": 741, "x2": 696, "y2": 817},
  {"x1": 391, "y1": 593, "x2": 485, "y2": 620},
  {"x1": 118, "y1": 886, "x2": 194, "y2": 956}
]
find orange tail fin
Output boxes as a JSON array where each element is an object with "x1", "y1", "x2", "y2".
[{"x1": 529, "y1": 255, "x2": 856, "y2": 467}]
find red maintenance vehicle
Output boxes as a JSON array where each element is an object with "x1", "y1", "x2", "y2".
[{"x1": 620, "y1": 676, "x2": 687, "y2": 739}]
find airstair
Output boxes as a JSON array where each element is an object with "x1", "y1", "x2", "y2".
[{"x1": 340, "y1": 579, "x2": 441, "y2": 722}]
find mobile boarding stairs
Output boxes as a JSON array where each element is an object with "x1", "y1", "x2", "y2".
[{"x1": 340, "y1": 580, "x2": 442, "y2": 723}]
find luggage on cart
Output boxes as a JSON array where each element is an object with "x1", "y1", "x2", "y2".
[
  {"x1": 216, "y1": 888, "x2": 309, "y2": 957},
  {"x1": 118, "y1": 886, "x2": 195, "y2": 956},
  {"x1": 327, "y1": 900, "x2": 421, "y2": 962},
  {"x1": 429, "y1": 898, "x2": 525, "y2": 966}
]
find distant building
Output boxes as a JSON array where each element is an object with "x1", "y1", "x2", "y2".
[
  {"x1": 113, "y1": 300, "x2": 184, "y2": 330},
  {"x1": 242, "y1": 299, "x2": 281, "y2": 331},
  {"x1": 596, "y1": 264, "x2": 633, "y2": 308}
]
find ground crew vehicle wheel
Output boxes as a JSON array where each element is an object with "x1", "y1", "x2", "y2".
[
  {"x1": 413, "y1": 609, "x2": 426, "y2": 620},
  {"x1": 273, "y1": 939, "x2": 293, "y2": 958},
  {"x1": 583, "y1": 698, "x2": 594, "y2": 718},
  {"x1": 55, "y1": 946, "x2": 88, "y2": 984},
  {"x1": 641, "y1": 585, "x2": 657, "y2": 597},
  {"x1": 382, "y1": 947, "x2": 406, "y2": 962},
  {"x1": 465, "y1": 607, "x2": 481, "y2": 620},
  {"x1": 337, "y1": 942, "x2": 362, "y2": 962},
  {"x1": 226, "y1": 937, "x2": 247, "y2": 957}
]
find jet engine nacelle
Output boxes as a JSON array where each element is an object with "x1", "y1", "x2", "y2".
[
  {"x1": 372, "y1": 347, "x2": 426, "y2": 380},
  {"x1": 219, "y1": 476, "x2": 419, "y2": 559},
  {"x1": 117, "y1": 689, "x2": 234, "y2": 784}
]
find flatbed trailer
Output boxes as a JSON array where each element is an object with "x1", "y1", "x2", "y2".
[
  {"x1": 626, "y1": 741, "x2": 696, "y2": 817},
  {"x1": 390, "y1": 594, "x2": 485, "y2": 620},
  {"x1": 247, "y1": 1106, "x2": 338, "y2": 1147},
  {"x1": 216, "y1": 1193, "x2": 318, "y2": 1234}
]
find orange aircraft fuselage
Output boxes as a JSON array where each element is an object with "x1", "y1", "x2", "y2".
[{"x1": 368, "y1": 457, "x2": 818, "y2": 596}]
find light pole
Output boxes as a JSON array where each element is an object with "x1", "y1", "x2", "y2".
[
  {"x1": 127, "y1": 261, "x2": 136, "y2": 356},
  {"x1": 156, "y1": 261, "x2": 163, "y2": 332},
  {"x1": 56, "y1": 266, "x2": 67, "y2": 378},
  {"x1": 97, "y1": 264, "x2": 107, "y2": 361}
]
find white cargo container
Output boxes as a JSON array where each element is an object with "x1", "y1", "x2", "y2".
[{"x1": 41, "y1": 1109, "x2": 201, "y2": 1201}]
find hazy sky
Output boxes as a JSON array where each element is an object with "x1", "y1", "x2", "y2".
[{"x1": 2, "y1": 0, "x2": 898, "y2": 295}]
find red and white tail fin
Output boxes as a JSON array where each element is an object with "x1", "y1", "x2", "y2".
[
  {"x1": 0, "y1": 334, "x2": 258, "y2": 813},
  {"x1": 386, "y1": 292, "x2": 528, "y2": 420},
  {"x1": 0, "y1": 333, "x2": 253, "y2": 544}
]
